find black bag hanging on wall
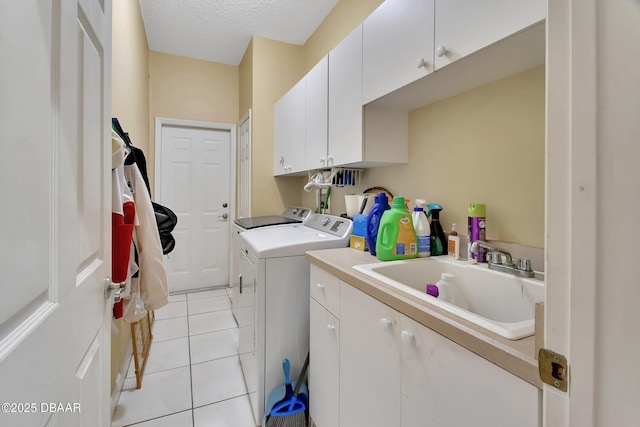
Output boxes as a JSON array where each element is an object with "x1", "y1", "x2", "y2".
[{"x1": 153, "y1": 202, "x2": 178, "y2": 255}]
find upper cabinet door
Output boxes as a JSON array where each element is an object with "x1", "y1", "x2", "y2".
[
  {"x1": 305, "y1": 55, "x2": 329, "y2": 171},
  {"x1": 273, "y1": 77, "x2": 306, "y2": 175},
  {"x1": 434, "y1": 0, "x2": 546, "y2": 69},
  {"x1": 328, "y1": 24, "x2": 363, "y2": 167},
  {"x1": 363, "y1": 0, "x2": 435, "y2": 105}
]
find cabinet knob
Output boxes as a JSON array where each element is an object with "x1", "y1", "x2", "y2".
[
  {"x1": 401, "y1": 330, "x2": 415, "y2": 346},
  {"x1": 327, "y1": 155, "x2": 334, "y2": 166},
  {"x1": 380, "y1": 318, "x2": 393, "y2": 329},
  {"x1": 326, "y1": 324, "x2": 336, "y2": 331},
  {"x1": 316, "y1": 283, "x2": 325, "y2": 290},
  {"x1": 436, "y1": 45, "x2": 448, "y2": 58},
  {"x1": 416, "y1": 57, "x2": 428, "y2": 69},
  {"x1": 320, "y1": 157, "x2": 326, "y2": 166}
]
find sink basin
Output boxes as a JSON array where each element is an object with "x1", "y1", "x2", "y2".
[{"x1": 353, "y1": 257, "x2": 544, "y2": 340}]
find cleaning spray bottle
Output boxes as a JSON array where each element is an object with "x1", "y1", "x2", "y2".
[
  {"x1": 412, "y1": 199, "x2": 431, "y2": 257},
  {"x1": 467, "y1": 203, "x2": 486, "y2": 262},
  {"x1": 427, "y1": 204, "x2": 447, "y2": 256},
  {"x1": 376, "y1": 197, "x2": 418, "y2": 261}
]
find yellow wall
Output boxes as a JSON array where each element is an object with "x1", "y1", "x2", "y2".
[
  {"x1": 363, "y1": 66, "x2": 545, "y2": 247},
  {"x1": 111, "y1": 0, "x2": 149, "y2": 393},
  {"x1": 147, "y1": 53, "x2": 239, "y2": 191},
  {"x1": 239, "y1": 39, "x2": 254, "y2": 118},
  {"x1": 245, "y1": 37, "x2": 306, "y2": 215}
]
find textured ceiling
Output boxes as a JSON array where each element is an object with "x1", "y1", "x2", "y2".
[{"x1": 138, "y1": 0, "x2": 340, "y2": 66}]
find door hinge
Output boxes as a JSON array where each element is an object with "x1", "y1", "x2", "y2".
[{"x1": 538, "y1": 348, "x2": 568, "y2": 392}]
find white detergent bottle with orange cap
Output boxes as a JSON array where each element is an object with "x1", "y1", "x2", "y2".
[{"x1": 375, "y1": 197, "x2": 418, "y2": 261}]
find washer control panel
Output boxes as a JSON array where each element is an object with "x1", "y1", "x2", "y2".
[{"x1": 306, "y1": 214, "x2": 353, "y2": 238}]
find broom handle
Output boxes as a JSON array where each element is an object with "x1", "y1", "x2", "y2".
[{"x1": 292, "y1": 352, "x2": 309, "y2": 397}]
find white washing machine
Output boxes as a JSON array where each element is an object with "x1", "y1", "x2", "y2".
[
  {"x1": 238, "y1": 214, "x2": 352, "y2": 425},
  {"x1": 230, "y1": 207, "x2": 311, "y2": 327}
]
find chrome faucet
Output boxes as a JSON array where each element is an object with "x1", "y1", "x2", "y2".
[{"x1": 469, "y1": 240, "x2": 534, "y2": 278}]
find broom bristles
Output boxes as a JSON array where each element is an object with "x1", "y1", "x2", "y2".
[{"x1": 264, "y1": 411, "x2": 307, "y2": 427}]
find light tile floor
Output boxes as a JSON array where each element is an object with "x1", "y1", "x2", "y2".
[{"x1": 112, "y1": 288, "x2": 257, "y2": 427}]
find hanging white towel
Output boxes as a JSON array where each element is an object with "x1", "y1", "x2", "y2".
[{"x1": 124, "y1": 163, "x2": 169, "y2": 311}]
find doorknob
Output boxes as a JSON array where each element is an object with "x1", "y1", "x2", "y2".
[
  {"x1": 217, "y1": 213, "x2": 229, "y2": 221},
  {"x1": 104, "y1": 277, "x2": 126, "y2": 301}
]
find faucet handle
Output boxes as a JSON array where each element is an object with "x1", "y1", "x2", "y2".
[
  {"x1": 486, "y1": 251, "x2": 503, "y2": 264},
  {"x1": 517, "y1": 258, "x2": 533, "y2": 272},
  {"x1": 486, "y1": 251, "x2": 513, "y2": 266}
]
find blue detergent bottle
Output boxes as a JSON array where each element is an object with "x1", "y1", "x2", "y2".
[{"x1": 365, "y1": 192, "x2": 390, "y2": 256}]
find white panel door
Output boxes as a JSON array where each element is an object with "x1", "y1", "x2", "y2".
[
  {"x1": 237, "y1": 110, "x2": 251, "y2": 219},
  {"x1": 159, "y1": 125, "x2": 231, "y2": 292},
  {"x1": 0, "y1": 0, "x2": 112, "y2": 425}
]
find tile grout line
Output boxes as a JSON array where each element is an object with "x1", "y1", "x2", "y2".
[{"x1": 186, "y1": 290, "x2": 196, "y2": 427}]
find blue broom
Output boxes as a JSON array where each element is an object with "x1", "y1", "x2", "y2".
[{"x1": 265, "y1": 353, "x2": 309, "y2": 427}]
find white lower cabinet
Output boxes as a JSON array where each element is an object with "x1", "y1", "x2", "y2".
[
  {"x1": 400, "y1": 315, "x2": 541, "y2": 427},
  {"x1": 339, "y1": 282, "x2": 401, "y2": 427},
  {"x1": 309, "y1": 267, "x2": 541, "y2": 427},
  {"x1": 309, "y1": 299, "x2": 340, "y2": 427}
]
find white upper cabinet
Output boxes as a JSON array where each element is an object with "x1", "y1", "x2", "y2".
[
  {"x1": 363, "y1": 0, "x2": 546, "y2": 111},
  {"x1": 305, "y1": 55, "x2": 329, "y2": 171},
  {"x1": 434, "y1": 0, "x2": 546, "y2": 69},
  {"x1": 274, "y1": 77, "x2": 306, "y2": 176},
  {"x1": 328, "y1": 24, "x2": 409, "y2": 168},
  {"x1": 328, "y1": 25, "x2": 364, "y2": 167},
  {"x1": 362, "y1": 0, "x2": 435, "y2": 104}
]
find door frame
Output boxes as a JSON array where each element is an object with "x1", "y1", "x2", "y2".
[
  {"x1": 237, "y1": 109, "x2": 252, "y2": 219},
  {"x1": 154, "y1": 117, "x2": 237, "y2": 225}
]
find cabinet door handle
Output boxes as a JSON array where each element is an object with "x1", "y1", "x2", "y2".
[
  {"x1": 239, "y1": 274, "x2": 243, "y2": 294},
  {"x1": 316, "y1": 283, "x2": 325, "y2": 290},
  {"x1": 436, "y1": 45, "x2": 448, "y2": 57},
  {"x1": 326, "y1": 324, "x2": 336, "y2": 331},
  {"x1": 416, "y1": 57, "x2": 428, "y2": 68},
  {"x1": 401, "y1": 330, "x2": 415, "y2": 346},
  {"x1": 380, "y1": 318, "x2": 393, "y2": 329}
]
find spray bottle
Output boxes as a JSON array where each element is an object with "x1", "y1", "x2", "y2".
[
  {"x1": 467, "y1": 203, "x2": 486, "y2": 262},
  {"x1": 427, "y1": 204, "x2": 447, "y2": 256}
]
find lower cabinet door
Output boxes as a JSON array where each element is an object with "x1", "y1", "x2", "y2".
[
  {"x1": 339, "y1": 283, "x2": 401, "y2": 427},
  {"x1": 309, "y1": 298, "x2": 340, "y2": 427},
  {"x1": 400, "y1": 315, "x2": 541, "y2": 427}
]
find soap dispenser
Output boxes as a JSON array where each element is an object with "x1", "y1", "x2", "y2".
[{"x1": 427, "y1": 204, "x2": 447, "y2": 256}]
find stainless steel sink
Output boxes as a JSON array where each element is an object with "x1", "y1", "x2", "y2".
[{"x1": 353, "y1": 257, "x2": 544, "y2": 340}]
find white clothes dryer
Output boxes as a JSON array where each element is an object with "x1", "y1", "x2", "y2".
[
  {"x1": 230, "y1": 207, "x2": 311, "y2": 327},
  {"x1": 237, "y1": 214, "x2": 352, "y2": 425}
]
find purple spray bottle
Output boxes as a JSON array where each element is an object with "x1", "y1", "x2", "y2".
[{"x1": 467, "y1": 203, "x2": 486, "y2": 262}]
